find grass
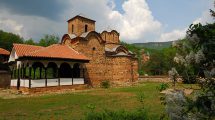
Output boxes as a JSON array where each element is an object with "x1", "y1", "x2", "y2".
[{"x1": 0, "y1": 82, "x2": 197, "y2": 120}]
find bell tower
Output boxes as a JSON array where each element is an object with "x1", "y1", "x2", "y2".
[{"x1": 67, "y1": 15, "x2": 96, "y2": 36}]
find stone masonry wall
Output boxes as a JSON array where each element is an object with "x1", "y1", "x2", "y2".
[
  {"x1": 69, "y1": 36, "x2": 139, "y2": 87},
  {"x1": 68, "y1": 18, "x2": 95, "y2": 36},
  {"x1": 64, "y1": 26, "x2": 138, "y2": 87},
  {"x1": 132, "y1": 58, "x2": 139, "y2": 82},
  {"x1": 71, "y1": 36, "x2": 106, "y2": 86},
  {"x1": 105, "y1": 56, "x2": 139, "y2": 85}
]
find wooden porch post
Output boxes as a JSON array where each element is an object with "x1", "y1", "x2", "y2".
[
  {"x1": 72, "y1": 67, "x2": 73, "y2": 85},
  {"x1": 14, "y1": 69, "x2": 16, "y2": 79},
  {"x1": 45, "y1": 67, "x2": 47, "y2": 87},
  {"x1": 23, "y1": 67, "x2": 26, "y2": 79},
  {"x1": 11, "y1": 68, "x2": 13, "y2": 79},
  {"x1": 20, "y1": 66, "x2": 23, "y2": 79},
  {"x1": 58, "y1": 67, "x2": 60, "y2": 86},
  {"x1": 17, "y1": 66, "x2": 20, "y2": 90},
  {"x1": 83, "y1": 68, "x2": 85, "y2": 84},
  {"x1": 39, "y1": 66, "x2": 42, "y2": 79},
  {"x1": 29, "y1": 67, "x2": 32, "y2": 88},
  {"x1": 33, "y1": 68, "x2": 36, "y2": 79}
]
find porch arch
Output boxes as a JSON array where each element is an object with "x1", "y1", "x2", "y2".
[
  {"x1": 32, "y1": 62, "x2": 45, "y2": 79},
  {"x1": 47, "y1": 62, "x2": 58, "y2": 79},
  {"x1": 59, "y1": 62, "x2": 72, "y2": 78},
  {"x1": 73, "y1": 63, "x2": 80, "y2": 78}
]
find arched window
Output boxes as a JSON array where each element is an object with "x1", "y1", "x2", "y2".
[{"x1": 85, "y1": 25, "x2": 88, "y2": 32}]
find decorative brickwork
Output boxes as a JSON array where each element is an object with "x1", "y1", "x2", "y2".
[{"x1": 101, "y1": 30, "x2": 119, "y2": 44}]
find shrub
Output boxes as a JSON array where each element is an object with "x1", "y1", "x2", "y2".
[
  {"x1": 156, "y1": 83, "x2": 169, "y2": 92},
  {"x1": 100, "y1": 80, "x2": 110, "y2": 88},
  {"x1": 168, "y1": 68, "x2": 179, "y2": 87},
  {"x1": 85, "y1": 109, "x2": 149, "y2": 120}
]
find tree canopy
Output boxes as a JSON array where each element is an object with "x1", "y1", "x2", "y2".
[
  {"x1": 0, "y1": 30, "x2": 60, "y2": 51},
  {"x1": 0, "y1": 30, "x2": 24, "y2": 51}
]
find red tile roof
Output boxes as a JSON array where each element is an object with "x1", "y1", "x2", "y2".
[
  {"x1": 13, "y1": 44, "x2": 89, "y2": 61},
  {"x1": 0, "y1": 48, "x2": 10, "y2": 55},
  {"x1": 13, "y1": 44, "x2": 44, "y2": 57}
]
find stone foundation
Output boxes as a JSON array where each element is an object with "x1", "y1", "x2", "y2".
[{"x1": 10, "y1": 84, "x2": 88, "y2": 93}]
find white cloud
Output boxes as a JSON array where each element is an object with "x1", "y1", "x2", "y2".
[
  {"x1": 193, "y1": 10, "x2": 214, "y2": 25},
  {"x1": 107, "y1": 0, "x2": 162, "y2": 42},
  {"x1": 0, "y1": 18, "x2": 24, "y2": 36},
  {"x1": 0, "y1": 0, "x2": 213, "y2": 43},
  {"x1": 0, "y1": 9, "x2": 66, "y2": 41},
  {"x1": 159, "y1": 28, "x2": 186, "y2": 42},
  {"x1": 159, "y1": 10, "x2": 214, "y2": 42}
]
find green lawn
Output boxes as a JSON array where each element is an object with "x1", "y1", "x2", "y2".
[{"x1": 0, "y1": 82, "x2": 191, "y2": 120}]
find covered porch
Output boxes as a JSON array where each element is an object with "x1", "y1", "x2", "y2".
[{"x1": 10, "y1": 60, "x2": 87, "y2": 89}]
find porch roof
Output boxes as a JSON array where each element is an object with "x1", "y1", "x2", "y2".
[
  {"x1": 0, "y1": 48, "x2": 10, "y2": 55},
  {"x1": 13, "y1": 44, "x2": 89, "y2": 61}
]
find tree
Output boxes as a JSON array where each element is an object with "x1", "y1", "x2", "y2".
[
  {"x1": 166, "y1": 9, "x2": 215, "y2": 119},
  {"x1": 0, "y1": 30, "x2": 24, "y2": 51},
  {"x1": 24, "y1": 38, "x2": 36, "y2": 45},
  {"x1": 38, "y1": 34, "x2": 59, "y2": 47}
]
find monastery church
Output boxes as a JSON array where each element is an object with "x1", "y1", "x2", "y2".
[{"x1": 9, "y1": 15, "x2": 138, "y2": 91}]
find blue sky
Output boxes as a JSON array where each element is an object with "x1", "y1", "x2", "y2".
[
  {"x1": 114, "y1": 0, "x2": 213, "y2": 32},
  {"x1": 0, "y1": 0, "x2": 213, "y2": 43}
]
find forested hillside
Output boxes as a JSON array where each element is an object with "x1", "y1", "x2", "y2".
[{"x1": 133, "y1": 41, "x2": 173, "y2": 50}]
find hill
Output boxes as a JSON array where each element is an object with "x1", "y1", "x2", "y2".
[{"x1": 133, "y1": 41, "x2": 173, "y2": 50}]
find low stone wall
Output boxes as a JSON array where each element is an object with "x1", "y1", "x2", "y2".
[
  {"x1": 0, "y1": 71, "x2": 10, "y2": 88},
  {"x1": 139, "y1": 76, "x2": 183, "y2": 83},
  {"x1": 139, "y1": 76, "x2": 170, "y2": 83}
]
